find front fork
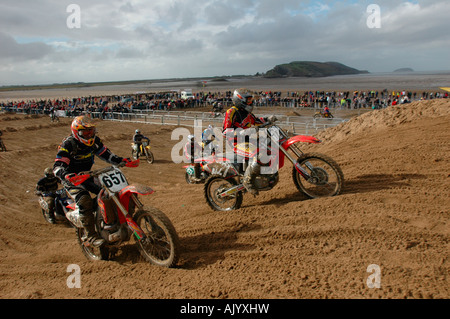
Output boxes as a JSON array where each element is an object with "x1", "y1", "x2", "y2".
[
  {"x1": 278, "y1": 146, "x2": 311, "y2": 179},
  {"x1": 109, "y1": 193, "x2": 146, "y2": 240},
  {"x1": 273, "y1": 132, "x2": 313, "y2": 180}
]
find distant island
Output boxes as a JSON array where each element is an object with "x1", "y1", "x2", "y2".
[
  {"x1": 264, "y1": 61, "x2": 369, "y2": 78},
  {"x1": 393, "y1": 68, "x2": 414, "y2": 73}
]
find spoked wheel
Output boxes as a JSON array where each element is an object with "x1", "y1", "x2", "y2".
[
  {"x1": 133, "y1": 208, "x2": 179, "y2": 268},
  {"x1": 144, "y1": 149, "x2": 154, "y2": 164},
  {"x1": 76, "y1": 228, "x2": 110, "y2": 261},
  {"x1": 204, "y1": 175, "x2": 243, "y2": 211},
  {"x1": 131, "y1": 149, "x2": 138, "y2": 160},
  {"x1": 293, "y1": 153, "x2": 344, "y2": 199}
]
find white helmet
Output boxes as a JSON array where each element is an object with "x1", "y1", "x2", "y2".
[{"x1": 232, "y1": 88, "x2": 254, "y2": 113}]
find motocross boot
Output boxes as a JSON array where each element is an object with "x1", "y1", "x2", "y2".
[
  {"x1": 45, "y1": 197, "x2": 56, "y2": 224},
  {"x1": 46, "y1": 211, "x2": 56, "y2": 224},
  {"x1": 243, "y1": 160, "x2": 260, "y2": 196},
  {"x1": 79, "y1": 214, "x2": 105, "y2": 248},
  {"x1": 192, "y1": 163, "x2": 202, "y2": 182}
]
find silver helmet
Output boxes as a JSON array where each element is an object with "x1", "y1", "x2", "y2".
[{"x1": 232, "y1": 88, "x2": 254, "y2": 113}]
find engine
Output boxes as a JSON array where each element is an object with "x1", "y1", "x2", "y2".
[{"x1": 254, "y1": 172, "x2": 279, "y2": 191}]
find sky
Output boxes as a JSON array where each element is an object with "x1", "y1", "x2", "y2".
[{"x1": 1, "y1": 0, "x2": 449, "y2": 86}]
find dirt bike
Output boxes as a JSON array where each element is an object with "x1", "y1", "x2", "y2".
[
  {"x1": 65, "y1": 159, "x2": 180, "y2": 267},
  {"x1": 209, "y1": 109, "x2": 224, "y2": 118},
  {"x1": 131, "y1": 139, "x2": 154, "y2": 164},
  {"x1": 0, "y1": 138, "x2": 6, "y2": 152},
  {"x1": 192, "y1": 118, "x2": 344, "y2": 211},
  {"x1": 50, "y1": 112, "x2": 60, "y2": 122},
  {"x1": 313, "y1": 110, "x2": 334, "y2": 119},
  {"x1": 0, "y1": 131, "x2": 6, "y2": 152},
  {"x1": 38, "y1": 189, "x2": 70, "y2": 224}
]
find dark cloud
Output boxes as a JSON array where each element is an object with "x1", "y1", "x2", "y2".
[
  {"x1": 0, "y1": 32, "x2": 53, "y2": 61},
  {"x1": 0, "y1": 0, "x2": 449, "y2": 85}
]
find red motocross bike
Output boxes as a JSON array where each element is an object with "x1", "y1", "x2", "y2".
[
  {"x1": 65, "y1": 159, "x2": 180, "y2": 267},
  {"x1": 184, "y1": 118, "x2": 344, "y2": 211}
]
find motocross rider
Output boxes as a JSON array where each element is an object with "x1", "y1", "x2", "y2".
[
  {"x1": 53, "y1": 116, "x2": 128, "y2": 247},
  {"x1": 212, "y1": 101, "x2": 223, "y2": 113},
  {"x1": 223, "y1": 88, "x2": 274, "y2": 195},
  {"x1": 133, "y1": 129, "x2": 149, "y2": 159},
  {"x1": 35, "y1": 167, "x2": 60, "y2": 224},
  {"x1": 202, "y1": 125, "x2": 216, "y2": 156}
]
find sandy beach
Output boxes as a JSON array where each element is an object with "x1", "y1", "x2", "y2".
[{"x1": 1, "y1": 72, "x2": 450, "y2": 102}]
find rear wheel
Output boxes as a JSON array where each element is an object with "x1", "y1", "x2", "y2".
[
  {"x1": 204, "y1": 175, "x2": 243, "y2": 211},
  {"x1": 0, "y1": 140, "x2": 6, "y2": 152},
  {"x1": 292, "y1": 153, "x2": 344, "y2": 199},
  {"x1": 133, "y1": 208, "x2": 180, "y2": 268}
]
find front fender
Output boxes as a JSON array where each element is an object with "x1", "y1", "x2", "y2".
[
  {"x1": 279, "y1": 135, "x2": 321, "y2": 168},
  {"x1": 281, "y1": 135, "x2": 321, "y2": 150},
  {"x1": 119, "y1": 184, "x2": 154, "y2": 199},
  {"x1": 115, "y1": 184, "x2": 154, "y2": 224}
]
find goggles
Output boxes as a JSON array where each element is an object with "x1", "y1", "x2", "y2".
[{"x1": 78, "y1": 128, "x2": 95, "y2": 139}]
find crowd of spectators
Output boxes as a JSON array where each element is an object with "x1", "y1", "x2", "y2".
[
  {"x1": 252, "y1": 89, "x2": 449, "y2": 109},
  {"x1": 1, "y1": 89, "x2": 448, "y2": 117}
]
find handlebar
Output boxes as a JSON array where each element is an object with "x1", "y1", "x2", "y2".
[
  {"x1": 66, "y1": 159, "x2": 140, "y2": 186},
  {"x1": 255, "y1": 116, "x2": 278, "y2": 131}
]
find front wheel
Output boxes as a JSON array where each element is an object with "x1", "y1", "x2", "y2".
[
  {"x1": 292, "y1": 153, "x2": 344, "y2": 199},
  {"x1": 133, "y1": 208, "x2": 180, "y2": 268},
  {"x1": 131, "y1": 149, "x2": 138, "y2": 160},
  {"x1": 204, "y1": 175, "x2": 243, "y2": 211},
  {"x1": 76, "y1": 228, "x2": 110, "y2": 261},
  {"x1": 145, "y1": 149, "x2": 154, "y2": 164}
]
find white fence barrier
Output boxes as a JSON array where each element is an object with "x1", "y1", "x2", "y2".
[{"x1": 103, "y1": 110, "x2": 347, "y2": 135}]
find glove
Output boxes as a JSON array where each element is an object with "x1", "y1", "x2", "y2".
[{"x1": 265, "y1": 115, "x2": 277, "y2": 123}]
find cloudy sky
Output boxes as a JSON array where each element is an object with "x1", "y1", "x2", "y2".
[{"x1": 1, "y1": 0, "x2": 449, "y2": 85}]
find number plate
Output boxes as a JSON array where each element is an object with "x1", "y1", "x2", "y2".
[{"x1": 99, "y1": 168, "x2": 128, "y2": 192}]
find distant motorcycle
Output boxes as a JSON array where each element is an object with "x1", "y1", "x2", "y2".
[
  {"x1": 0, "y1": 131, "x2": 6, "y2": 152},
  {"x1": 64, "y1": 159, "x2": 180, "y2": 267},
  {"x1": 38, "y1": 189, "x2": 70, "y2": 224},
  {"x1": 313, "y1": 111, "x2": 334, "y2": 119},
  {"x1": 132, "y1": 138, "x2": 154, "y2": 164},
  {"x1": 0, "y1": 138, "x2": 6, "y2": 152}
]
